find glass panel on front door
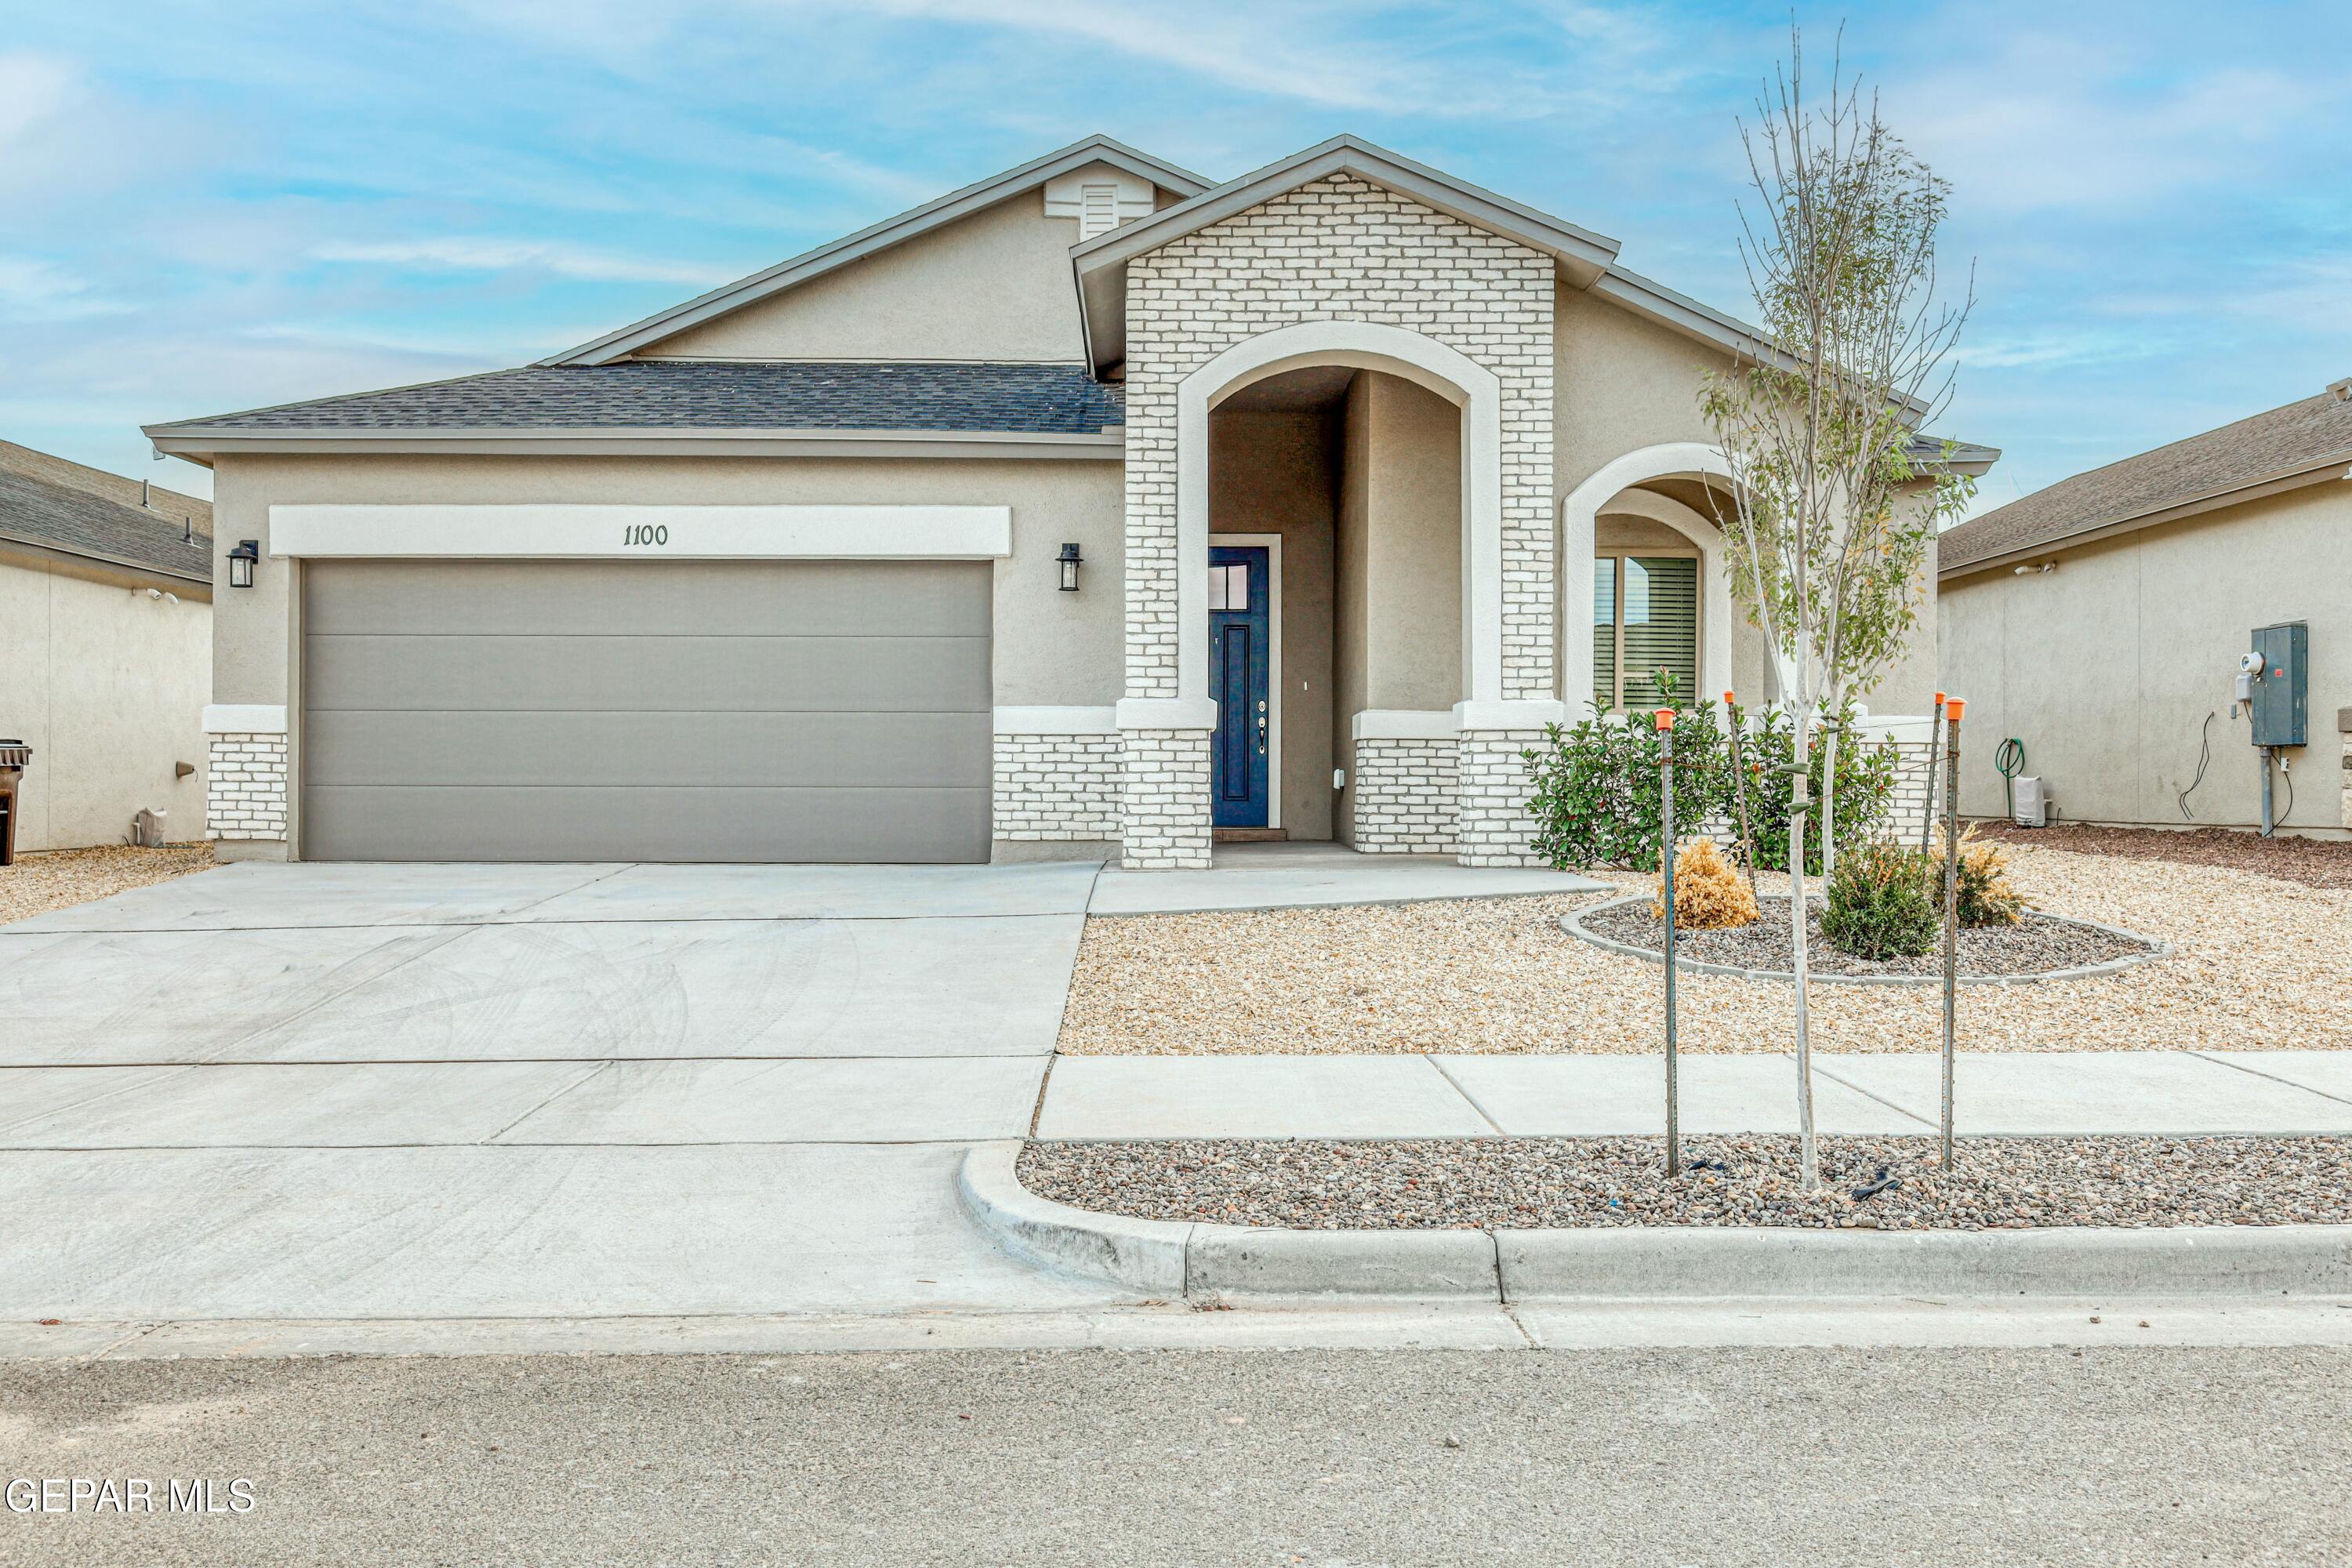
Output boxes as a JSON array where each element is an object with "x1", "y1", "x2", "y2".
[{"x1": 1209, "y1": 546, "x2": 1271, "y2": 828}]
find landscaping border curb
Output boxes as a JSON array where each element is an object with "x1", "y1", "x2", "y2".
[
  {"x1": 964, "y1": 1146, "x2": 2352, "y2": 1302},
  {"x1": 1560, "y1": 894, "x2": 2172, "y2": 986}
]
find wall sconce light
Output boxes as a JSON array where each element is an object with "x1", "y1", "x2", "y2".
[
  {"x1": 1057, "y1": 542, "x2": 1083, "y2": 592},
  {"x1": 227, "y1": 539, "x2": 260, "y2": 589}
]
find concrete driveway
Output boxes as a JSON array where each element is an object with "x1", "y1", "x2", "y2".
[{"x1": 0, "y1": 861, "x2": 1120, "y2": 1321}]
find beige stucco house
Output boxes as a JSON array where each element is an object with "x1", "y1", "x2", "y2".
[
  {"x1": 146, "y1": 134, "x2": 1989, "y2": 868},
  {"x1": 0, "y1": 441, "x2": 212, "y2": 851},
  {"x1": 1940, "y1": 379, "x2": 2352, "y2": 836}
]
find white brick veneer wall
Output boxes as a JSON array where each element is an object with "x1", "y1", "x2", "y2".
[
  {"x1": 1120, "y1": 728, "x2": 1211, "y2": 868},
  {"x1": 1351, "y1": 739, "x2": 1458, "y2": 852},
  {"x1": 207, "y1": 733, "x2": 289, "y2": 840},
  {"x1": 1456, "y1": 729, "x2": 1549, "y2": 866},
  {"x1": 1120, "y1": 172, "x2": 1558, "y2": 866},
  {"x1": 993, "y1": 733, "x2": 1123, "y2": 842}
]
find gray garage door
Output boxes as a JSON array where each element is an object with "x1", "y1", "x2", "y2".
[{"x1": 300, "y1": 559, "x2": 991, "y2": 862}]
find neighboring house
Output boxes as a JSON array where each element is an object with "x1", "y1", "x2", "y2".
[
  {"x1": 1940, "y1": 379, "x2": 2352, "y2": 836},
  {"x1": 0, "y1": 441, "x2": 213, "y2": 851},
  {"x1": 144, "y1": 134, "x2": 1992, "y2": 869}
]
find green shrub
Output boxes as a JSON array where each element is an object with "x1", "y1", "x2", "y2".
[
  {"x1": 1820, "y1": 839, "x2": 1940, "y2": 959},
  {"x1": 1521, "y1": 684, "x2": 1896, "y2": 875}
]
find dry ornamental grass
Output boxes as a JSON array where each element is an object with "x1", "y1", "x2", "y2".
[{"x1": 1059, "y1": 843, "x2": 2352, "y2": 1055}]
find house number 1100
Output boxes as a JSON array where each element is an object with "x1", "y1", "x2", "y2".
[{"x1": 622, "y1": 524, "x2": 670, "y2": 546}]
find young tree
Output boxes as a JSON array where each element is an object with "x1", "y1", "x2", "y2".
[{"x1": 1699, "y1": 27, "x2": 1977, "y2": 1189}]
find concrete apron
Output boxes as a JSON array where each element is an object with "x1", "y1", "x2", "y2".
[{"x1": 959, "y1": 1145, "x2": 2352, "y2": 1305}]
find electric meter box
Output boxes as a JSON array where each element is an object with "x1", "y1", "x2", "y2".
[{"x1": 2249, "y1": 622, "x2": 2308, "y2": 747}]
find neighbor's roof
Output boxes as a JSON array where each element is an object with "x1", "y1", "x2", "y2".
[
  {"x1": 1940, "y1": 383, "x2": 2352, "y2": 579},
  {"x1": 0, "y1": 465, "x2": 213, "y2": 586},
  {"x1": 147, "y1": 361, "x2": 1124, "y2": 452}
]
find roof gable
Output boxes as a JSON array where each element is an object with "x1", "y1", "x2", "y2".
[
  {"x1": 1070, "y1": 134, "x2": 1621, "y2": 372},
  {"x1": 543, "y1": 136, "x2": 1207, "y2": 368}
]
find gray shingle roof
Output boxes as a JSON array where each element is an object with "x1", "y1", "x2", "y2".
[
  {"x1": 149, "y1": 361, "x2": 1126, "y2": 436},
  {"x1": 1940, "y1": 386, "x2": 2352, "y2": 575},
  {"x1": 0, "y1": 468, "x2": 212, "y2": 585}
]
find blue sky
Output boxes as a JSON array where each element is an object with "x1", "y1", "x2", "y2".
[{"x1": 6, "y1": 2, "x2": 2348, "y2": 510}]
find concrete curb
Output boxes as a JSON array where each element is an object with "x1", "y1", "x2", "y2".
[
  {"x1": 1560, "y1": 894, "x2": 2172, "y2": 987},
  {"x1": 967, "y1": 1148, "x2": 2352, "y2": 1302},
  {"x1": 1494, "y1": 1223, "x2": 2352, "y2": 1298},
  {"x1": 1188, "y1": 1227, "x2": 1500, "y2": 1301},
  {"x1": 956, "y1": 1142, "x2": 1191, "y2": 1296}
]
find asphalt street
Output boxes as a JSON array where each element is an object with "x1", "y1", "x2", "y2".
[{"x1": 5, "y1": 1345, "x2": 2347, "y2": 1566}]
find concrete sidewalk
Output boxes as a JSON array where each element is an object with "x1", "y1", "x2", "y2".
[{"x1": 1036, "y1": 1050, "x2": 2352, "y2": 1139}]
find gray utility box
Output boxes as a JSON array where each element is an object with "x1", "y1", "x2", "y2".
[{"x1": 2250, "y1": 622, "x2": 2308, "y2": 747}]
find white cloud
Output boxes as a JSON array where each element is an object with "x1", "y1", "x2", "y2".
[
  {"x1": 0, "y1": 256, "x2": 131, "y2": 321},
  {"x1": 310, "y1": 238, "x2": 732, "y2": 285}
]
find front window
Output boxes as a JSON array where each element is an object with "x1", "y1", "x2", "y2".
[{"x1": 1592, "y1": 554, "x2": 1697, "y2": 710}]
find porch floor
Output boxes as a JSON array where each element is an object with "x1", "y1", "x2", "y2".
[{"x1": 1087, "y1": 841, "x2": 1606, "y2": 916}]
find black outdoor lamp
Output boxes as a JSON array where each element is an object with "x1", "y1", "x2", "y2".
[
  {"x1": 227, "y1": 539, "x2": 260, "y2": 590},
  {"x1": 1057, "y1": 542, "x2": 1083, "y2": 592}
]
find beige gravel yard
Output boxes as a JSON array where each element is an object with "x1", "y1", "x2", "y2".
[
  {"x1": 0, "y1": 843, "x2": 214, "y2": 927},
  {"x1": 1058, "y1": 844, "x2": 2352, "y2": 1055}
]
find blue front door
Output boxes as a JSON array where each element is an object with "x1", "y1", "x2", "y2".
[{"x1": 1209, "y1": 546, "x2": 1272, "y2": 828}]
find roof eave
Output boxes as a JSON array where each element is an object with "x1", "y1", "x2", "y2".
[
  {"x1": 0, "y1": 530, "x2": 214, "y2": 591},
  {"x1": 144, "y1": 425, "x2": 1127, "y2": 463},
  {"x1": 1939, "y1": 455, "x2": 2352, "y2": 582},
  {"x1": 543, "y1": 136, "x2": 1210, "y2": 369}
]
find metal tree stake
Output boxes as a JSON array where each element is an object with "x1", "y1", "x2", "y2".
[
  {"x1": 1917, "y1": 692, "x2": 1947, "y2": 851},
  {"x1": 1939, "y1": 699, "x2": 1965, "y2": 1166},
  {"x1": 1657, "y1": 708, "x2": 1681, "y2": 1178},
  {"x1": 1725, "y1": 691, "x2": 1759, "y2": 893}
]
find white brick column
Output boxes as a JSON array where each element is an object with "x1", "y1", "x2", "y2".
[
  {"x1": 1351, "y1": 739, "x2": 1458, "y2": 853},
  {"x1": 1119, "y1": 723, "x2": 1211, "y2": 869}
]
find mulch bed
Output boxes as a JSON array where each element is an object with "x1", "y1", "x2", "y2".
[
  {"x1": 1018, "y1": 1135, "x2": 2352, "y2": 1232},
  {"x1": 1973, "y1": 822, "x2": 2352, "y2": 891},
  {"x1": 1581, "y1": 894, "x2": 2155, "y2": 978}
]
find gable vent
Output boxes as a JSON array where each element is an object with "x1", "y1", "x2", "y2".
[
  {"x1": 1045, "y1": 166, "x2": 1156, "y2": 235},
  {"x1": 1079, "y1": 183, "x2": 1118, "y2": 241}
]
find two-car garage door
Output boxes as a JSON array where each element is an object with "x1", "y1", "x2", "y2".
[{"x1": 300, "y1": 559, "x2": 991, "y2": 862}]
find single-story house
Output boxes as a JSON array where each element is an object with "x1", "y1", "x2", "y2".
[
  {"x1": 0, "y1": 441, "x2": 213, "y2": 851},
  {"x1": 1939, "y1": 379, "x2": 2352, "y2": 837},
  {"x1": 145, "y1": 134, "x2": 1991, "y2": 869}
]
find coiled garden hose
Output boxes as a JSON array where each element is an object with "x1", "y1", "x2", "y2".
[{"x1": 1994, "y1": 737, "x2": 2026, "y2": 822}]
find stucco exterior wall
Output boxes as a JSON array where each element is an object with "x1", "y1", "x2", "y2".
[
  {"x1": 638, "y1": 191, "x2": 1090, "y2": 363},
  {"x1": 208, "y1": 451, "x2": 1124, "y2": 711},
  {"x1": 1939, "y1": 481, "x2": 2352, "y2": 833},
  {"x1": 1552, "y1": 286, "x2": 1726, "y2": 498},
  {"x1": 1208, "y1": 409, "x2": 1338, "y2": 840},
  {"x1": 0, "y1": 552, "x2": 210, "y2": 851}
]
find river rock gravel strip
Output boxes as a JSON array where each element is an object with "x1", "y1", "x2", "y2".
[
  {"x1": 1580, "y1": 894, "x2": 2157, "y2": 978},
  {"x1": 1016, "y1": 1135, "x2": 2352, "y2": 1231}
]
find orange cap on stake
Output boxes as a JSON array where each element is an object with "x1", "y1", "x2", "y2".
[
  {"x1": 1654, "y1": 709, "x2": 1676, "y2": 730},
  {"x1": 1945, "y1": 699, "x2": 1965, "y2": 721},
  {"x1": 1723, "y1": 691, "x2": 1735, "y2": 706},
  {"x1": 1933, "y1": 691, "x2": 1947, "y2": 708}
]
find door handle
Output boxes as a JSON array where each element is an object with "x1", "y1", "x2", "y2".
[{"x1": 1256, "y1": 700, "x2": 1267, "y2": 753}]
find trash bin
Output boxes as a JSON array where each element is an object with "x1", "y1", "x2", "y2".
[{"x1": 0, "y1": 739, "x2": 27, "y2": 866}]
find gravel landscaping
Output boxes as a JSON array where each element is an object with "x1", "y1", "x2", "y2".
[
  {"x1": 1577, "y1": 893, "x2": 2158, "y2": 979},
  {"x1": 1058, "y1": 843, "x2": 2352, "y2": 1054},
  {"x1": 1018, "y1": 1134, "x2": 2352, "y2": 1231},
  {"x1": 0, "y1": 843, "x2": 213, "y2": 927}
]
